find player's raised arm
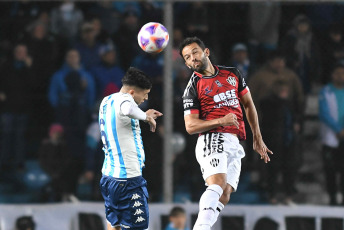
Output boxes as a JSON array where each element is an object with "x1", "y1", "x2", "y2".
[
  {"x1": 184, "y1": 113, "x2": 239, "y2": 135},
  {"x1": 240, "y1": 91, "x2": 273, "y2": 163}
]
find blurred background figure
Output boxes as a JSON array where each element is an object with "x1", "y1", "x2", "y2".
[
  {"x1": 280, "y1": 14, "x2": 322, "y2": 94},
  {"x1": 0, "y1": 44, "x2": 33, "y2": 173},
  {"x1": 38, "y1": 124, "x2": 75, "y2": 202},
  {"x1": 165, "y1": 206, "x2": 190, "y2": 230},
  {"x1": 114, "y1": 9, "x2": 141, "y2": 70},
  {"x1": 48, "y1": 49, "x2": 95, "y2": 198},
  {"x1": 248, "y1": 1, "x2": 280, "y2": 67},
  {"x1": 15, "y1": 216, "x2": 35, "y2": 230},
  {"x1": 260, "y1": 81, "x2": 298, "y2": 205},
  {"x1": 249, "y1": 51, "x2": 304, "y2": 122},
  {"x1": 229, "y1": 43, "x2": 252, "y2": 80},
  {"x1": 319, "y1": 63, "x2": 344, "y2": 206},
  {"x1": 90, "y1": 43, "x2": 124, "y2": 100},
  {"x1": 322, "y1": 24, "x2": 344, "y2": 84},
  {"x1": 50, "y1": 0, "x2": 84, "y2": 44},
  {"x1": 74, "y1": 22, "x2": 102, "y2": 70}
]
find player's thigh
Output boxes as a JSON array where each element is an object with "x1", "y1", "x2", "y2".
[
  {"x1": 196, "y1": 133, "x2": 228, "y2": 183},
  {"x1": 120, "y1": 186, "x2": 149, "y2": 230},
  {"x1": 226, "y1": 142, "x2": 245, "y2": 192}
]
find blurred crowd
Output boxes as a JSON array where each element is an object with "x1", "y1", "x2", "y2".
[{"x1": 0, "y1": 1, "x2": 344, "y2": 206}]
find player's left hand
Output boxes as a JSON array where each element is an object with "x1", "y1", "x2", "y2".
[
  {"x1": 146, "y1": 109, "x2": 163, "y2": 119},
  {"x1": 253, "y1": 137, "x2": 273, "y2": 163}
]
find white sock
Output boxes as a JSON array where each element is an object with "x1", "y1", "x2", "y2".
[
  {"x1": 193, "y1": 184, "x2": 223, "y2": 230},
  {"x1": 210, "y1": 202, "x2": 224, "y2": 226}
]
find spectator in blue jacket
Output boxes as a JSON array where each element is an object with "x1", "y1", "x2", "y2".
[
  {"x1": 90, "y1": 44, "x2": 124, "y2": 99},
  {"x1": 48, "y1": 49, "x2": 95, "y2": 111},
  {"x1": 319, "y1": 63, "x2": 344, "y2": 205},
  {"x1": 48, "y1": 49, "x2": 96, "y2": 192}
]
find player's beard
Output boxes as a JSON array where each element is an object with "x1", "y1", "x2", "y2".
[{"x1": 191, "y1": 55, "x2": 208, "y2": 74}]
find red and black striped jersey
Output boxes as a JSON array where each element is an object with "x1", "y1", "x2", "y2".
[{"x1": 182, "y1": 65, "x2": 249, "y2": 140}]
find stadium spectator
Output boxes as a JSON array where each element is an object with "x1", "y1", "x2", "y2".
[
  {"x1": 229, "y1": 43, "x2": 252, "y2": 80},
  {"x1": 23, "y1": 20, "x2": 60, "y2": 145},
  {"x1": 248, "y1": 2, "x2": 280, "y2": 66},
  {"x1": 90, "y1": 17, "x2": 112, "y2": 45},
  {"x1": 74, "y1": 22, "x2": 102, "y2": 70},
  {"x1": 260, "y1": 81, "x2": 298, "y2": 205},
  {"x1": 183, "y1": 3, "x2": 209, "y2": 43},
  {"x1": 48, "y1": 49, "x2": 95, "y2": 196},
  {"x1": 0, "y1": 44, "x2": 33, "y2": 172},
  {"x1": 90, "y1": 44, "x2": 124, "y2": 100},
  {"x1": 319, "y1": 63, "x2": 344, "y2": 205},
  {"x1": 165, "y1": 206, "x2": 190, "y2": 230},
  {"x1": 114, "y1": 10, "x2": 141, "y2": 69},
  {"x1": 280, "y1": 14, "x2": 322, "y2": 94},
  {"x1": 322, "y1": 25, "x2": 344, "y2": 84},
  {"x1": 249, "y1": 51, "x2": 304, "y2": 123},
  {"x1": 38, "y1": 124, "x2": 76, "y2": 202},
  {"x1": 50, "y1": 1, "x2": 84, "y2": 44}
]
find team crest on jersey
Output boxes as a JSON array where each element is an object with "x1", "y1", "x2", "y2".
[
  {"x1": 215, "y1": 80, "x2": 222, "y2": 87},
  {"x1": 226, "y1": 76, "x2": 236, "y2": 86}
]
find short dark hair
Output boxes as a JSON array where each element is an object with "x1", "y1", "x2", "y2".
[
  {"x1": 122, "y1": 67, "x2": 152, "y2": 89},
  {"x1": 179, "y1": 37, "x2": 206, "y2": 58},
  {"x1": 169, "y1": 206, "x2": 186, "y2": 217}
]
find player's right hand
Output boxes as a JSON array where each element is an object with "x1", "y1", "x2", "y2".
[
  {"x1": 218, "y1": 113, "x2": 239, "y2": 129},
  {"x1": 146, "y1": 116, "x2": 156, "y2": 132}
]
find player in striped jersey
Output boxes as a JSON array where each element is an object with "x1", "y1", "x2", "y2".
[
  {"x1": 180, "y1": 37, "x2": 272, "y2": 230},
  {"x1": 99, "y1": 67, "x2": 162, "y2": 230}
]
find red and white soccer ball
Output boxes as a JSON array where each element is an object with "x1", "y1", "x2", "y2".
[{"x1": 137, "y1": 22, "x2": 169, "y2": 53}]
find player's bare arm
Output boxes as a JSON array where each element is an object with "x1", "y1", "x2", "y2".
[
  {"x1": 240, "y1": 91, "x2": 273, "y2": 163},
  {"x1": 184, "y1": 113, "x2": 239, "y2": 135}
]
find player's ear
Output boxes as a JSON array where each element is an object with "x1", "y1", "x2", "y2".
[
  {"x1": 204, "y1": 48, "x2": 210, "y2": 57},
  {"x1": 128, "y1": 89, "x2": 135, "y2": 96}
]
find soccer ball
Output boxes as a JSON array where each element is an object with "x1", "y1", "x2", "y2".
[{"x1": 137, "y1": 22, "x2": 169, "y2": 53}]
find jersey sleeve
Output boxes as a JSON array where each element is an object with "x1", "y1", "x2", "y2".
[
  {"x1": 182, "y1": 76, "x2": 200, "y2": 116},
  {"x1": 232, "y1": 68, "x2": 249, "y2": 98}
]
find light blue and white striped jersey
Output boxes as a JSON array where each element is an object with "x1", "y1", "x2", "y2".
[{"x1": 99, "y1": 92, "x2": 145, "y2": 178}]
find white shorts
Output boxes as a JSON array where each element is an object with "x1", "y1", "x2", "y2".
[{"x1": 195, "y1": 132, "x2": 245, "y2": 192}]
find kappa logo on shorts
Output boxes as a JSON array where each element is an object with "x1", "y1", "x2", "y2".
[
  {"x1": 134, "y1": 208, "x2": 144, "y2": 215},
  {"x1": 135, "y1": 216, "x2": 146, "y2": 223},
  {"x1": 133, "y1": 201, "x2": 143, "y2": 208},
  {"x1": 210, "y1": 158, "x2": 220, "y2": 167},
  {"x1": 131, "y1": 193, "x2": 141, "y2": 200}
]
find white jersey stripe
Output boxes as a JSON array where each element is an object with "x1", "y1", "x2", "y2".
[{"x1": 131, "y1": 119, "x2": 142, "y2": 172}]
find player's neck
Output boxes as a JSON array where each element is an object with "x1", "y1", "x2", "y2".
[{"x1": 202, "y1": 62, "x2": 215, "y2": 76}]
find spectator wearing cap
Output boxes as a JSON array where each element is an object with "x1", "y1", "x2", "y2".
[
  {"x1": 38, "y1": 123, "x2": 75, "y2": 202},
  {"x1": 229, "y1": 43, "x2": 253, "y2": 81},
  {"x1": 90, "y1": 44, "x2": 125, "y2": 100},
  {"x1": 74, "y1": 22, "x2": 102, "y2": 70}
]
